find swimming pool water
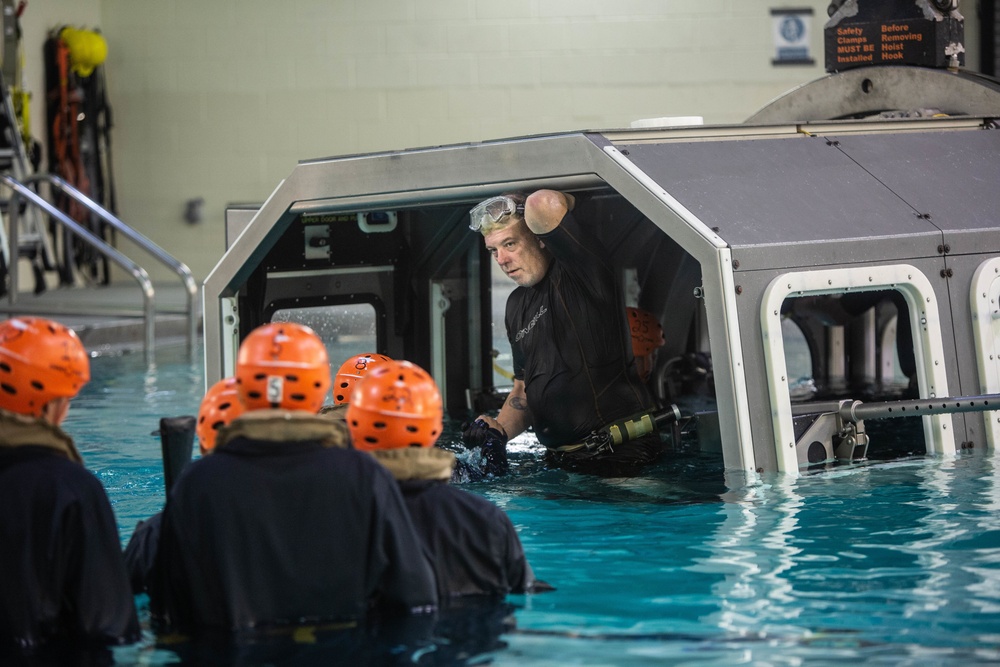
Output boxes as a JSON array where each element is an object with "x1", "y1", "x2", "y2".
[{"x1": 66, "y1": 345, "x2": 1000, "y2": 666}]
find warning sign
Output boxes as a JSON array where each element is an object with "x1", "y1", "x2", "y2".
[{"x1": 823, "y1": 1, "x2": 964, "y2": 72}]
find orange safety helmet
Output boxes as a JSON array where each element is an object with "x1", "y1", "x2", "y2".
[
  {"x1": 333, "y1": 352, "x2": 392, "y2": 405},
  {"x1": 0, "y1": 316, "x2": 90, "y2": 417},
  {"x1": 196, "y1": 377, "x2": 245, "y2": 452},
  {"x1": 346, "y1": 360, "x2": 443, "y2": 451},
  {"x1": 235, "y1": 322, "x2": 331, "y2": 413}
]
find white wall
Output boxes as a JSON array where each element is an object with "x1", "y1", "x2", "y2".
[{"x1": 12, "y1": 0, "x2": 984, "y2": 282}]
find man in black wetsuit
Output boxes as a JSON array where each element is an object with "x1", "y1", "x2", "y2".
[
  {"x1": 0, "y1": 317, "x2": 140, "y2": 659},
  {"x1": 463, "y1": 189, "x2": 661, "y2": 476},
  {"x1": 150, "y1": 322, "x2": 437, "y2": 634}
]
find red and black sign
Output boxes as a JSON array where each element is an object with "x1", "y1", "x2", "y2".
[{"x1": 824, "y1": 0, "x2": 964, "y2": 72}]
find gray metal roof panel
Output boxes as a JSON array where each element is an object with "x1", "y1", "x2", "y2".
[
  {"x1": 830, "y1": 128, "x2": 1000, "y2": 256},
  {"x1": 616, "y1": 134, "x2": 944, "y2": 251}
]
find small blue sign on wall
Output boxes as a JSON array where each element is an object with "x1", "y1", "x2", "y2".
[{"x1": 772, "y1": 7, "x2": 815, "y2": 65}]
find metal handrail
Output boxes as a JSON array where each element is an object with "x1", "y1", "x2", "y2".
[
  {"x1": 1, "y1": 174, "x2": 158, "y2": 356},
  {"x1": 23, "y1": 173, "x2": 199, "y2": 350}
]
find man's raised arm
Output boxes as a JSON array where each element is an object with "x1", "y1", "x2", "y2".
[{"x1": 524, "y1": 190, "x2": 575, "y2": 235}]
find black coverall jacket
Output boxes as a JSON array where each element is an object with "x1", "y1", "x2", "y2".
[
  {"x1": 0, "y1": 409, "x2": 140, "y2": 656},
  {"x1": 371, "y1": 448, "x2": 539, "y2": 602},
  {"x1": 150, "y1": 410, "x2": 438, "y2": 633}
]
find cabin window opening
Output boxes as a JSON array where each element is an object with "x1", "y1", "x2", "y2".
[
  {"x1": 770, "y1": 281, "x2": 939, "y2": 472},
  {"x1": 271, "y1": 303, "x2": 378, "y2": 397},
  {"x1": 780, "y1": 290, "x2": 916, "y2": 403}
]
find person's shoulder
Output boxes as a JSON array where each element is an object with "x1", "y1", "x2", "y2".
[
  {"x1": 321, "y1": 446, "x2": 398, "y2": 479},
  {"x1": 167, "y1": 450, "x2": 233, "y2": 494},
  {"x1": 174, "y1": 450, "x2": 223, "y2": 476},
  {"x1": 437, "y1": 484, "x2": 507, "y2": 516},
  {"x1": 37, "y1": 453, "x2": 115, "y2": 500}
]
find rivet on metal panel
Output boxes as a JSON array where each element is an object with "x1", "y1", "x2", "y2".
[
  {"x1": 733, "y1": 259, "x2": 740, "y2": 269},
  {"x1": 621, "y1": 149, "x2": 629, "y2": 156},
  {"x1": 735, "y1": 285, "x2": 743, "y2": 295}
]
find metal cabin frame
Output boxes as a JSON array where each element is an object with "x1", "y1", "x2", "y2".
[{"x1": 204, "y1": 115, "x2": 1000, "y2": 482}]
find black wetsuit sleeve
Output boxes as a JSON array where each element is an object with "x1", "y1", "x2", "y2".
[
  {"x1": 537, "y1": 211, "x2": 616, "y2": 299},
  {"x1": 66, "y1": 472, "x2": 141, "y2": 646},
  {"x1": 368, "y1": 465, "x2": 438, "y2": 614}
]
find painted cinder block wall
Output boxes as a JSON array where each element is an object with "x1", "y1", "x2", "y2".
[{"x1": 17, "y1": 1, "x2": 983, "y2": 282}]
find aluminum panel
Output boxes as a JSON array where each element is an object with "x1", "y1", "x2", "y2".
[
  {"x1": 617, "y1": 134, "x2": 941, "y2": 252},
  {"x1": 831, "y1": 129, "x2": 1000, "y2": 256}
]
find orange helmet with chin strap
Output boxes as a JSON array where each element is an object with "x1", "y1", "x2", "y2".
[
  {"x1": 235, "y1": 322, "x2": 331, "y2": 413},
  {"x1": 197, "y1": 377, "x2": 245, "y2": 452},
  {"x1": 0, "y1": 317, "x2": 90, "y2": 417},
  {"x1": 346, "y1": 360, "x2": 443, "y2": 451},
  {"x1": 333, "y1": 353, "x2": 392, "y2": 404}
]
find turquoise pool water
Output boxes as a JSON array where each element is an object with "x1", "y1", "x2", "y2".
[{"x1": 67, "y1": 345, "x2": 1000, "y2": 666}]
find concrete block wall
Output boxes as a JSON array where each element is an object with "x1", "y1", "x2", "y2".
[{"x1": 13, "y1": 0, "x2": 983, "y2": 282}]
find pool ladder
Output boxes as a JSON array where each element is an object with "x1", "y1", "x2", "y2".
[
  {"x1": 0, "y1": 55, "x2": 197, "y2": 359},
  {"x1": 0, "y1": 173, "x2": 199, "y2": 359}
]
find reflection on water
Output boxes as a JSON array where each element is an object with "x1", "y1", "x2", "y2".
[{"x1": 56, "y1": 346, "x2": 1000, "y2": 666}]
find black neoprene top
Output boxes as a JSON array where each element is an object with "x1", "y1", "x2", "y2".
[{"x1": 506, "y1": 211, "x2": 652, "y2": 448}]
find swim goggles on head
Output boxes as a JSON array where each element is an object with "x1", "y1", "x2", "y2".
[{"x1": 468, "y1": 196, "x2": 524, "y2": 231}]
